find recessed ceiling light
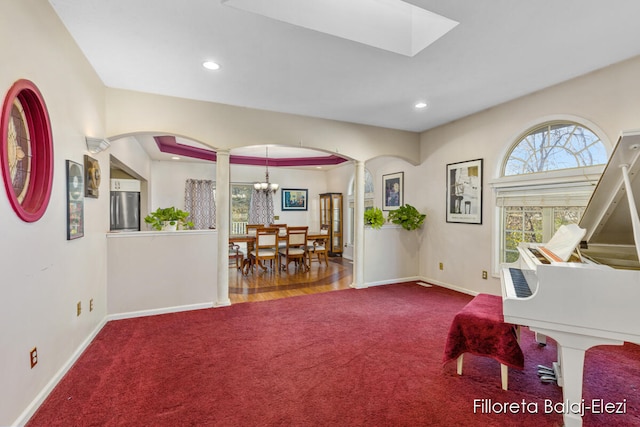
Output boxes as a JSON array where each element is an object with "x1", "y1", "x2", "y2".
[
  {"x1": 415, "y1": 102, "x2": 428, "y2": 109},
  {"x1": 171, "y1": 156, "x2": 181, "y2": 160},
  {"x1": 202, "y1": 61, "x2": 221, "y2": 70}
]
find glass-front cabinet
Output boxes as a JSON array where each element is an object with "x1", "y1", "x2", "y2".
[{"x1": 320, "y1": 192, "x2": 343, "y2": 256}]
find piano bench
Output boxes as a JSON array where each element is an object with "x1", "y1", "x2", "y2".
[
  {"x1": 443, "y1": 294, "x2": 524, "y2": 391},
  {"x1": 456, "y1": 353, "x2": 510, "y2": 390}
]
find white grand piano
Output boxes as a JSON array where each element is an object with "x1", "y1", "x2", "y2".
[{"x1": 501, "y1": 130, "x2": 640, "y2": 427}]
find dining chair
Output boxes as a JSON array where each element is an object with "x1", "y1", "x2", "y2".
[
  {"x1": 248, "y1": 227, "x2": 279, "y2": 273},
  {"x1": 246, "y1": 224, "x2": 264, "y2": 236},
  {"x1": 244, "y1": 224, "x2": 264, "y2": 257},
  {"x1": 307, "y1": 225, "x2": 329, "y2": 267},
  {"x1": 270, "y1": 223, "x2": 288, "y2": 249},
  {"x1": 228, "y1": 242, "x2": 244, "y2": 270},
  {"x1": 307, "y1": 237, "x2": 329, "y2": 267},
  {"x1": 279, "y1": 226, "x2": 309, "y2": 272}
]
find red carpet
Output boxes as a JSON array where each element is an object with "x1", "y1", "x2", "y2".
[{"x1": 27, "y1": 283, "x2": 640, "y2": 426}]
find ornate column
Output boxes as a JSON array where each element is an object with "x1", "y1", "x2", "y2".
[{"x1": 215, "y1": 149, "x2": 231, "y2": 307}]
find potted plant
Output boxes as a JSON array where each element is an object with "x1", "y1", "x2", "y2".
[
  {"x1": 387, "y1": 204, "x2": 426, "y2": 231},
  {"x1": 144, "y1": 207, "x2": 194, "y2": 231},
  {"x1": 364, "y1": 207, "x2": 385, "y2": 229}
]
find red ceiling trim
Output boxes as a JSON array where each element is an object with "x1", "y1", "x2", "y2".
[
  {"x1": 154, "y1": 135, "x2": 217, "y2": 161},
  {"x1": 154, "y1": 136, "x2": 347, "y2": 167}
]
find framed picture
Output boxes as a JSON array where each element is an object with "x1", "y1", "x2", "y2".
[
  {"x1": 382, "y1": 172, "x2": 403, "y2": 211},
  {"x1": 281, "y1": 188, "x2": 308, "y2": 211},
  {"x1": 446, "y1": 158, "x2": 483, "y2": 224},
  {"x1": 84, "y1": 155, "x2": 101, "y2": 198},
  {"x1": 66, "y1": 160, "x2": 84, "y2": 239}
]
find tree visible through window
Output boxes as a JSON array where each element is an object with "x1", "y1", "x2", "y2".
[
  {"x1": 504, "y1": 123, "x2": 607, "y2": 175},
  {"x1": 499, "y1": 122, "x2": 607, "y2": 263},
  {"x1": 231, "y1": 184, "x2": 252, "y2": 234}
]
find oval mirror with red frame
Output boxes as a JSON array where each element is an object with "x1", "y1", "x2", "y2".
[{"x1": 0, "y1": 79, "x2": 54, "y2": 222}]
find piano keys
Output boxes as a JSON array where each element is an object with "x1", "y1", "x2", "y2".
[
  {"x1": 500, "y1": 130, "x2": 640, "y2": 427},
  {"x1": 504, "y1": 268, "x2": 532, "y2": 298}
]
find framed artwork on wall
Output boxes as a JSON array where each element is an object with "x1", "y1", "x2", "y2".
[
  {"x1": 446, "y1": 158, "x2": 483, "y2": 224},
  {"x1": 281, "y1": 188, "x2": 308, "y2": 211},
  {"x1": 382, "y1": 172, "x2": 403, "y2": 211},
  {"x1": 0, "y1": 79, "x2": 54, "y2": 222},
  {"x1": 84, "y1": 155, "x2": 101, "y2": 198},
  {"x1": 66, "y1": 160, "x2": 84, "y2": 239}
]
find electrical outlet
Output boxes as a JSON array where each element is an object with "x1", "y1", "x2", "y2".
[
  {"x1": 89, "y1": 298, "x2": 94, "y2": 312},
  {"x1": 30, "y1": 347, "x2": 38, "y2": 368},
  {"x1": 439, "y1": 262, "x2": 444, "y2": 271},
  {"x1": 482, "y1": 270, "x2": 488, "y2": 280},
  {"x1": 77, "y1": 301, "x2": 81, "y2": 316}
]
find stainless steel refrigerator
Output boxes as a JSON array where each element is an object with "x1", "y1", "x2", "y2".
[{"x1": 110, "y1": 179, "x2": 140, "y2": 231}]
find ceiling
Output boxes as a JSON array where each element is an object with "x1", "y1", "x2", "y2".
[{"x1": 50, "y1": 1, "x2": 640, "y2": 158}]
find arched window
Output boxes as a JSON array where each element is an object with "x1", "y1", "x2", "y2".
[
  {"x1": 495, "y1": 121, "x2": 608, "y2": 264},
  {"x1": 504, "y1": 122, "x2": 607, "y2": 176}
]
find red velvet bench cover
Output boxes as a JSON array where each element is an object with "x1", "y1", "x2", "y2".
[{"x1": 443, "y1": 293, "x2": 524, "y2": 390}]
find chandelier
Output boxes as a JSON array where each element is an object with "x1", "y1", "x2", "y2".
[{"x1": 254, "y1": 146, "x2": 279, "y2": 193}]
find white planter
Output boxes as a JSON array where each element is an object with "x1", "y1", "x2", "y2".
[{"x1": 163, "y1": 221, "x2": 178, "y2": 231}]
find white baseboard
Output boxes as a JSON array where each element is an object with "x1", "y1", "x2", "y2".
[
  {"x1": 14, "y1": 318, "x2": 107, "y2": 427},
  {"x1": 15, "y1": 301, "x2": 214, "y2": 426},
  {"x1": 107, "y1": 302, "x2": 214, "y2": 321},
  {"x1": 417, "y1": 276, "x2": 478, "y2": 296},
  {"x1": 364, "y1": 275, "x2": 422, "y2": 288}
]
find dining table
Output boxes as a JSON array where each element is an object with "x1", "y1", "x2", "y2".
[{"x1": 229, "y1": 231, "x2": 329, "y2": 275}]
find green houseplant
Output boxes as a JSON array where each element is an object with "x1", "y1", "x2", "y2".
[
  {"x1": 364, "y1": 207, "x2": 385, "y2": 229},
  {"x1": 144, "y1": 207, "x2": 194, "y2": 231},
  {"x1": 387, "y1": 204, "x2": 426, "y2": 231}
]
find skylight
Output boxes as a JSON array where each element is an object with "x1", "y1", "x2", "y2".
[{"x1": 221, "y1": 0, "x2": 458, "y2": 57}]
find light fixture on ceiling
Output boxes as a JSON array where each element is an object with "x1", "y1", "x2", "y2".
[
  {"x1": 254, "y1": 147, "x2": 279, "y2": 193},
  {"x1": 415, "y1": 101, "x2": 428, "y2": 109},
  {"x1": 85, "y1": 137, "x2": 110, "y2": 154},
  {"x1": 202, "y1": 61, "x2": 221, "y2": 70}
]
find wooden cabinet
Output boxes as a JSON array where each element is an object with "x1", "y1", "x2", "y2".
[{"x1": 320, "y1": 193, "x2": 343, "y2": 256}]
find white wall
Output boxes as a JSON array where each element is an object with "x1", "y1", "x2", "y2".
[
  {"x1": 149, "y1": 160, "x2": 216, "y2": 216},
  {"x1": 0, "y1": 1, "x2": 107, "y2": 425},
  {"x1": 107, "y1": 231, "x2": 218, "y2": 316},
  {"x1": 418, "y1": 55, "x2": 640, "y2": 296},
  {"x1": 364, "y1": 226, "x2": 421, "y2": 284},
  {"x1": 5, "y1": 1, "x2": 640, "y2": 426},
  {"x1": 105, "y1": 88, "x2": 421, "y2": 164}
]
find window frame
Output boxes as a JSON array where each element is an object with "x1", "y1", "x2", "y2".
[
  {"x1": 1, "y1": 79, "x2": 54, "y2": 222},
  {"x1": 491, "y1": 119, "x2": 611, "y2": 275}
]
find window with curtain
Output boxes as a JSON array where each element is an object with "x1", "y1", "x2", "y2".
[
  {"x1": 495, "y1": 121, "x2": 608, "y2": 264},
  {"x1": 184, "y1": 179, "x2": 216, "y2": 229},
  {"x1": 248, "y1": 190, "x2": 275, "y2": 226}
]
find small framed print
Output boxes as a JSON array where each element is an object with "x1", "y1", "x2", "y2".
[
  {"x1": 84, "y1": 155, "x2": 101, "y2": 198},
  {"x1": 281, "y1": 188, "x2": 308, "y2": 211},
  {"x1": 66, "y1": 160, "x2": 84, "y2": 239},
  {"x1": 446, "y1": 158, "x2": 483, "y2": 224},
  {"x1": 382, "y1": 172, "x2": 403, "y2": 211}
]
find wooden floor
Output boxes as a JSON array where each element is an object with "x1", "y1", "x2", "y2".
[{"x1": 228, "y1": 256, "x2": 353, "y2": 303}]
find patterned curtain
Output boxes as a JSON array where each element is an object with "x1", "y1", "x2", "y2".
[
  {"x1": 184, "y1": 179, "x2": 216, "y2": 229},
  {"x1": 248, "y1": 190, "x2": 275, "y2": 226}
]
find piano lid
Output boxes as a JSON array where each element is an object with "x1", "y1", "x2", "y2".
[{"x1": 579, "y1": 130, "x2": 640, "y2": 246}]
